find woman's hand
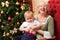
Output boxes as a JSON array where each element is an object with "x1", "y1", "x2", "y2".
[{"x1": 37, "y1": 30, "x2": 44, "y2": 35}]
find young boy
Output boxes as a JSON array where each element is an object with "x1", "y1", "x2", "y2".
[{"x1": 19, "y1": 11, "x2": 42, "y2": 40}]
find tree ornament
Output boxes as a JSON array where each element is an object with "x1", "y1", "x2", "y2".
[
  {"x1": 16, "y1": 1, "x2": 20, "y2": 5},
  {"x1": 1, "y1": 25, "x2": 4, "y2": 28},
  {"x1": 20, "y1": 3, "x2": 23, "y2": 6},
  {"x1": 21, "y1": 5, "x2": 25, "y2": 10},
  {"x1": 13, "y1": 28, "x2": 17, "y2": 31},
  {"x1": 8, "y1": 16, "x2": 12, "y2": 21},
  {"x1": 10, "y1": 30, "x2": 15, "y2": 34},
  {"x1": 17, "y1": 22, "x2": 20, "y2": 25},
  {"x1": 23, "y1": 3, "x2": 26, "y2": 5},
  {"x1": 1, "y1": 10, "x2": 4, "y2": 14},
  {"x1": 6, "y1": 33, "x2": 10, "y2": 37},
  {"x1": 5, "y1": 1, "x2": 10, "y2": 7},
  {"x1": 10, "y1": 30, "x2": 14, "y2": 35},
  {"x1": 23, "y1": 0, "x2": 28, "y2": 2},
  {"x1": 16, "y1": 12, "x2": 19, "y2": 15},
  {"x1": 3, "y1": 32, "x2": 6, "y2": 37},
  {"x1": 1, "y1": 2, "x2": 5, "y2": 7},
  {"x1": 10, "y1": 30, "x2": 13, "y2": 34},
  {"x1": 13, "y1": 28, "x2": 17, "y2": 33}
]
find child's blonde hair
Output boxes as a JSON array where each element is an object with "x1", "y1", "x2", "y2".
[{"x1": 24, "y1": 11, "x2": 33, "y2": 17}]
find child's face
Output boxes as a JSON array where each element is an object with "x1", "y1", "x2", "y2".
[{"x1": 25, "y1": 13, "x2": 34, "y2": 22}]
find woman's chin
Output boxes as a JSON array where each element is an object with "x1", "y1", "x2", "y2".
[
  {"x1": 40, "y1": 10, "x2": 46, "y2": 13},
  {"x1": 40, "y1": 12, "x2": 45, "y2": 13}
]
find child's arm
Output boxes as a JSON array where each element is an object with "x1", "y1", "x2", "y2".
[
  {"x1": 19, "y1": 27, "x2": 29, "y2": 32},
  {"x1": 19, "y1": 22, "x2": 30, "y2": 32}
]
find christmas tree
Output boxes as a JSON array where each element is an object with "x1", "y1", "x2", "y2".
[{"x1": 0, "y1": 0, "x2": 31, "y2": 40}]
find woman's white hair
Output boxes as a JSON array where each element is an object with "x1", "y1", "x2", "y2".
[
  {"x1": 37, "y1": 1, "x2": 50, "y2": 14},
  {"x1": 37, "y1": 1, "x2": 48, "y2": 8}
]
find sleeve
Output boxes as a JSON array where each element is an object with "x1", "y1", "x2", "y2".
[
  {"x1": 19, "y1": 22, "x2": 26, "y2": 29},
  {"x1": 44, "y1": 31, "x2": 52, "y2": 39},
  {"x1": 43, "y1": 16, "x2": 54, "y2": 39}
]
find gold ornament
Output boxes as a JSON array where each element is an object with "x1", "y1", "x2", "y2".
[
  {"x1": 5, "y1": 1, "x2": 10, "y2": 7},
  {"x1": 1, "y1": 25, "x2": 4, "y2": 28},
  {"x1": 6, "y1": 33, "x2": 10, "y2": 37},
  {"x1": 16, "y1": 1, "x2": 20, "y2": 5},
  {"x1": 13, "y1": 28, "x2": 17, "y2": 33},
  {"x1": 3, "y1": 32, "x2": 6, "y2": 36},
  {"x1": 14, "y1": 28, "x2": 17, "y2": 31},
  {"x1": 21, "y1": 5, "x2": 25, "y2": 10},
  {"x1": 23, "y1": 4, "x2": 25, "y2": 5},
  {"x1": 1, "y1": 2, "x2": 5, "y2": 7},
  {"x1": 17, "y1": 22, "x2": 20, "y2": 25},
  {"x1": 16, "y1": 12, "x2": 19, "y2": 15},
  {"x1": 1, "y1": 10, "x2": 4, "y2": 14}
]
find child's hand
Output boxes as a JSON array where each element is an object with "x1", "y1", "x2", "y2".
[
  {"x1": 29, "y1": 29, "x2": 36, "y2": 35},
  {"x1": 24, "y1": 27, "x2": 30, "y2": 32},
  {"x1": 24, "y1": 28, "x2": 29, "y2": 32}
]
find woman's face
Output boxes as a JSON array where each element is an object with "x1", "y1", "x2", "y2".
[{"x1": 38, "y1": 3, "x2": 47, "y2": 14}]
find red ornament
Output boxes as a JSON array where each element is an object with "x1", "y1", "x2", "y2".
[
  {"x1": 23, "y1": 0, "x2": 28, "y2": 2},
  {"x1": 20, "y1": 3, "x2": 23, "y2": 6},
  {"x1": 8, "y1": 16, "x2": 12, "y2": 21}
]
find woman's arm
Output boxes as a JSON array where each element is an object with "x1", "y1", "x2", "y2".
[
  {"x1": 30, "y1": 24, "x2": 42, "y2": 30},
  {"x1": 37, "y1": 16, "x2": 54, "y2": 39},
  {"x1": 47, "y1": 16, "x2": 54, "y2": 36},
  {"x1": 43, "y1": 17, "x2": 54, "y2": 39}
]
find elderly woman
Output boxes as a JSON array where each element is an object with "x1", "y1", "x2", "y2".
[{"x1": 34, "y1": 2, "x2": 54, "y2": 40}]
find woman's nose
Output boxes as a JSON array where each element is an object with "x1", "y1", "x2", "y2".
[{"x1": 43, "y1": 8, "x2": 45, "y2": 11}]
